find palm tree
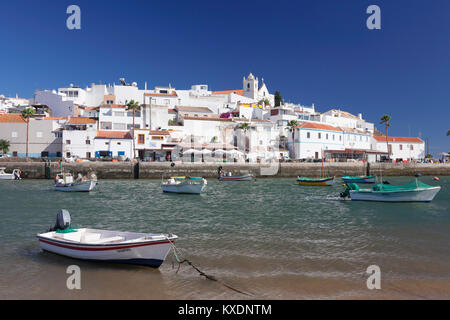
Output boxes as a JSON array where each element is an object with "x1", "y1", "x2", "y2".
[
  {"x1": 0, "y1": 139, "x2": 10, "y2": 155},
  {"x1": 447, "y1": 129, "x2": 450, "y2": 136},
  {"x1": 22, "y1": 107, "x2": 35, "y2": 159},
  {"x1": 380, "y1": 114, "x2": 391, "y2": 156},
  {"x1": 287, "y1": 120, "x2": 299, "y2": 159},
  {"x1": 126, "y1": 100, "x2": 141, "y2": 159},
  {"x1": 239, "y1": 123, "x2": 250, "y2": 153}
]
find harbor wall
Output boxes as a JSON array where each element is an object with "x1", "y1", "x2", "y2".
[{"x1": 1, "y1": 161, "x2": 450, "y2": 179}]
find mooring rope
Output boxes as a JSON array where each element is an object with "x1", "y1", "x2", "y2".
[{"x1": 165, "y1": 236, "x2": 252, "y2": 297}]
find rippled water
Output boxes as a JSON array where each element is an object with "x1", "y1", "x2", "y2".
[{"x1": 0, "y1": 177, "x2": 449, "y2": 299}]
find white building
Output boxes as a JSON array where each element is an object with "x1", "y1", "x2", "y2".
[
  {"x1": 94, "y1": 131, "x2": 133, "y2": 159},
  {"x1": 62, "y1": 117, "x2": 97, "y2": 159},
  {"x1": 372, "y1": 136, "x2": 425, "y2": 161},
  {"x1": 321, "y1": 109, "x2": 374, "y2": 134},
  {"x1": 134, "y1": 129, "x2": 175, "y2": 161}
]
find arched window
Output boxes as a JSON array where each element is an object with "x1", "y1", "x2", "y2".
[{"x1": 247, "y1": 83, "x2": 250, "y2": 89}]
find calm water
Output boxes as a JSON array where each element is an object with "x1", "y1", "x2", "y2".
[{"x1": 0, "y1": 177, "x2": 449, "y2": 299}]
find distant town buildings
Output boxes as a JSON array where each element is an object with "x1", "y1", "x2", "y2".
[{"x1": 0, "y1": 74, "x2": 426, "y2": 162}]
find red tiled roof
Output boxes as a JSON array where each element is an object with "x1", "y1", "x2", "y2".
[
  {"x1": 296, "y1": 122, "x2": 341, "y2": 132},
  {"x1": 212, "y1": 89, "x2": 244, "y2": 96},
  {"x1": 96, "y1": 130, "x2": 132, "y2": 139},
  {"x1": 168, "y1": 108, "x2": 177, "y2": 114},
  {"x1": 144, "y1": 92, "x2": 178, "y2": 97},
  {"x1": 0, "y1": 114, "x2": 26, "y2": 123},
  {"x1": 100, "y1": 104, "x2": 126, "y2": 108},
  {"x1": 44, "y1": 117, "x2": 68, "y2": 120},
  {"x1": 183, "y1": 116, "x2": 233, "y2": 122},
  {"x1": 373, "y1": 136, "x2": 423, "y2": 143},
  {"x1": 68, "y1": 117, "x2": 97, "y2": 124}
]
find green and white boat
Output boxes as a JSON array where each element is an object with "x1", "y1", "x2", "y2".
[{"x1": 340, "y1": 179, "x2": 441, "y2": 202}]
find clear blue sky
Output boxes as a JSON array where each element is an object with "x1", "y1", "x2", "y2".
[{"x1": 1, "y1": 0, "x2": 449, "y2": 154}]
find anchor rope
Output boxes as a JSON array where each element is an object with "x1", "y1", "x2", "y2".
[{"x1": 165, "y1": 236, "x2": 252, "y2": 297}]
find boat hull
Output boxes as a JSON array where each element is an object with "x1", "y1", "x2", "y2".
[
  {"x1": 350, "y1": 186, "x2": 441, "y2": 202},
  {"x1": 342, "y1": 175, "x2": 376, "y2": 184},
  {"x1": 54, "y1": 180, "x2": 97, "y2": 192},
  {"x1": 162, "y1": 183, "x2": 205, "y2": 194},
  {"x1": 297, "y1": 177, "x2": 335, "y2": 186},
  {"x1": 37, "y1": 234, "x2": 176, "y2": 268},
  {"x1": 0, "y1": 174, "x2": 15, "y2": 180},
  {"x1": 219, "y1": 174, "x2": 254, "y2": 181}
]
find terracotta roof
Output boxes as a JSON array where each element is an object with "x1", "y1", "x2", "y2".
[
  {"x1": 296, "y1": 122, "x2": 341, "y2": 132},
  {"x1": 0, "y1": 114, "x2": 26, "y2": 123},
  {"x1": 168, "y1": 108, "x2": 177, "y2": 114},
  {"x1": 183, "y1": 116, "x2": 233, "y2": 122},
  {"x1": 373, "y1": 136, "x2": 423, "y2": 143},
  {"x1": 144, "y1": 92, "x2": 178, "y2": 97},
  {"x1": 83, "y1": 107, "x2": 99, "y2": 111},
  {"x1": 212, "y1": 89, "x2": 244, "y2": 96},
  {"x1": 96, "y1": 130, "x2": 132, "y2": 139},
  {"x1": 135, "y1": 129, "x2": 170, "y2": 135},
  {"x1": 176, "y1": 106, "x2": 213, "y2": 113},
  {"x1": 100, "y1": 104, "x2": 126, "y2": 108},
  {"x1": 44, "y1": 117, "x2": 68, "y2": 120},
  {"x1": 68, "y1": 117, "x2": 97, "y2": 124},
  {"x1": 327, "y1": 109, "x2": 360, "y2": 120}
]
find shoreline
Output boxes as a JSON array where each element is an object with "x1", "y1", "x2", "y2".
[{"x1": 1, "y1": 161, "x2": 449, "y2": 179}]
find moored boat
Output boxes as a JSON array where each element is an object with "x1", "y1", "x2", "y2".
[
  {"x1": 37, "y1": 210, "x2": 177, "y2": 268},
  {"x1": 342, "y1": 175, "x2": 376, "y2": 184},
  {"x1": 0, "y1": 167, "x2": 21, "y2": 180},
  {"x1": 340, "y1": 179, "x2": 441, "y2": 202},
  {"x1": 54, "y1": 172, "x2": 97, "y2": 192},
  {"x1": 297, "y1": 176, "x2": 335, "y2": 186},
  {"x1": 219, "y1": 173, "x2": 254, "y2": 181},
  {"x1": 161, "y1": 176, "x2": 207, "y2": 194}
]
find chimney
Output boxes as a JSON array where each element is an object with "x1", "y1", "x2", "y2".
[{"x1": 358, "y1": 113, "x2": 362, "y2": 119}]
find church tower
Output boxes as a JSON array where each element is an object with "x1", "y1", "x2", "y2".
[{"x1": 243, "y1": 73, "x2": 259, "y2": 100}]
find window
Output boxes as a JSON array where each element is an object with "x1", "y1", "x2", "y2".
[
  {"x1": 41, "y1": 152, "x2": 49, "y2": 157},
  {"x1": 399, "y1": 144, "x2": 403, "y2": 150},
  {"x1": 55, "y1": 132, "x2": 62, "y2": 138},
  {"x1": 326, "y1": 134, "x2": 328, "y2": 140},
  {"x1": 114, "y1": 111, "x2": 125, "y2": 117},
  {"x1": 86, "y1": 152, "x2": 91, "y2": 158},
  {"x1": 13, "y1": 151, "x2": 18, "y2": 157},
  {"x1": 318, "y1": 133, "x2": 321, "y2": 139},
  {"x1": 66, "y1": 152, "x2": 71, "y2": 157},
  {"x1": 56, "y1": 152, "x2": 62, "y2": 157},
  {"x1": 339, "y1": 136, "x2": 342, "y2": 141},
  {"x1": 106, "y1": 100, "x2": 114, "y2": 105},
  {"x1": 151, "y1": 136, "x2": 164, "y2": 140},
  {"x1": 86, "y1": 140, "x2": 91, "y2": 145},
  {"x1": 410, "y1": 145, "x2": 414, "y2": 151},
  {"x1": 138, "y1": 134, "x2": 145, "y2": 144},
  {"x1": 333, "y1": 134, "x2": 335, "y2": 140},
  {"x1": 113, "y1": 123, "x2": 126, "y2": 130},
  {"x1": 307, "y1": 132, "x2": 310, "y2": 139},
  {"x1": 117, "y1": 142, "x2": 121, "y2": 145},
  {"x1": 66, "y1": 140, "x2": 71, "y2": 145}
]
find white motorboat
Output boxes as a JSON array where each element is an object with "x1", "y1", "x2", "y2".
[
  {"x1": 161, "y1": 176, "x2": 207, "y2": 194},
  {"x1": 54, "y1": 172, "x2": 97, "y2": 192},
  {"x1": 0, "y1": 167, "x2": 21, "y2": 180},
  {"x1": 37, "y1": 210, "x2": 177, "y2": 268},
  {"x1": 219, "y1": 173, "x2": 254, "y2": 181},
  {"x1": 341, "y1": 179, "x2": 441, "y2": 202}
]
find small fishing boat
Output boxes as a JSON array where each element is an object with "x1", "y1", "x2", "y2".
[
  {"x1": 218, "y1": 173, "x2": 254, "y2": 181},
  {"x1": 342, "y1": 175, "x2": 377, "y2": 184},
  {"x1": 54, "y1": 172, "x2": 97, "y2": 192},
  {"x1": 340, "y1": 179, "x2": 441, "y2": 202},
  {"x1": 161, "y1": 176, "x2": 207, "y2": 194},
  {"x1": 297, "y1": 176, "x2": 335, "y2": 186},
  {"x1": 37, "y1": 210, "x2": 177, "y2": 268},
  {"x1": 0, "y1": 167, "x2": 21, "y2": 180}
]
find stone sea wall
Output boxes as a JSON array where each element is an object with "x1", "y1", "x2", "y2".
[{"x1": 1, "y1": 161, "x2": 449, "y2": 179}]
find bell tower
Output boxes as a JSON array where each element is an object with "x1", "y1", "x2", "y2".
[{"x1": 243, "y1": 73, "x2": 258, "y2": 100}]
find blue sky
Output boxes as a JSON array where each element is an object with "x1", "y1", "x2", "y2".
[{"x1": 0, "y1": 0, "x2": 449, "y2": 154}]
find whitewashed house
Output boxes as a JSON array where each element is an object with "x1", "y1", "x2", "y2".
[
  {"x1": 94, "y1": 131, "x2": 133, "y2": 159},
  {"x1": 372, "y1": 136, "x2": 425, "y2": 161},
  {"x1": 134, "y1": 129, "x2": 175, "y2": 161},
  {"x1": 62, "y1": 117, "x2": 97, "y2": 159}
]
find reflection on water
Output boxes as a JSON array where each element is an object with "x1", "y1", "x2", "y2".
[{"x1": 0, "y1": 177, "x2": 449, "y2": 299}]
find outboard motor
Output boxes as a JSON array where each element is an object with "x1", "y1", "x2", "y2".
[{"x1": 49, "y1": 210, "x2": 71, "y2": 232}]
